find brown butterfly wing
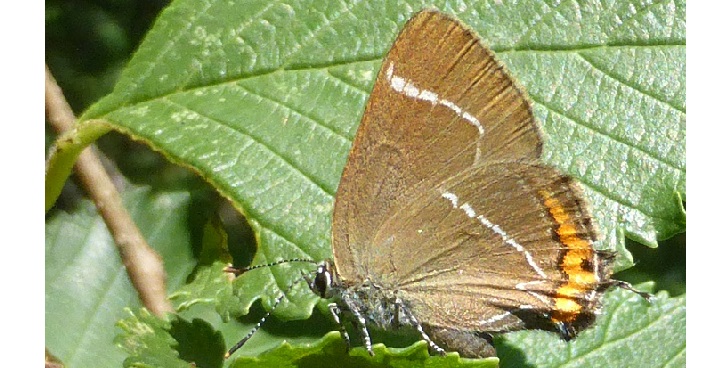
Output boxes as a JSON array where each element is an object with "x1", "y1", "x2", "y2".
[
  {"x1": 368, "y1": 162, "x2": 603, "y2": 334},
  {"x1": 332, "y1": 10, "x2": 543, "y2": 283}
]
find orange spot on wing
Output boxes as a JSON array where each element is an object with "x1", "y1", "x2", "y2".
[{"x1": 539, "y1": 190, "x2": 598, "y2": 324}]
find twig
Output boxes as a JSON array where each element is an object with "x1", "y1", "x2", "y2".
[{"x1": 45, "y1": 65, "x2": 173, "y2": 315}]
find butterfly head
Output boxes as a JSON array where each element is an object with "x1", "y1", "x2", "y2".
[{"x1": 305, "y1": 259, "x2": 341, "y2": 299}]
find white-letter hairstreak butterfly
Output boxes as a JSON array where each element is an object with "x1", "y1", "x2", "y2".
[{"x1": 225, "y1": 8, "x2": 650, "y2": 359}]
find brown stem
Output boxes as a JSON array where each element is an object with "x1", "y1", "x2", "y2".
[{"x1": 45, "y1": 65, "x2": 173, "y2": 315}]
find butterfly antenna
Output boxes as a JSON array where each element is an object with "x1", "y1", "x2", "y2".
[
  {"x1": 224, "y1": 265, "x2": 317, "y2": 359},
  {"x1": 224, "y1": 258, "x2": 317, "y2": 275},
  {"x1": 612, "y1": 280, "x2": 654, "y2": 301}
]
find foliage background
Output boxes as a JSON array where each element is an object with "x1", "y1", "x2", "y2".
[{"x1": 46, "y1": 0, "x2": 685, "y2": 367}]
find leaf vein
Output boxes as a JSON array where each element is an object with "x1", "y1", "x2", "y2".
[
  {"x1": 533, "y1": 98, "x2": 683, "y2": 172},
  {"x1": 603, "y1": 0, "x2": 664, "y2": 39},
  {"x1": 67, "y1": 261, "x2": 128, "y2": 364},
  {"x1": 281, "y1": 0, "x2": 363, "y2": 67},
  {"x1": 609, "y1": 0, "x2": 674, "y2": 39},
  {"x1": 661, "y1": 345, "x2": 686, "y2": 368},
  {"x1": 576, "y1": 52, "x2": 684, "y2": 112},
  {"x1": 515, "y1": 0, "x2": 567, "y2": 47},
  {"x1": 239, "y1": 81, "x2": 352, "y2": 143},
  {"x1": 161, "y1": 98, "x2": 334, "y2": 196},
  {"x1": 325, "y1": 68, "x2": 373, "y2": 97},
  {"x1": 132, "y1": 0, "x2": 218, "y2": 93}
]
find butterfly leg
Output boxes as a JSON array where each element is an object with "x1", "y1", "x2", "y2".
[
  {"x1": 328, "y1": 302, "x2": 352, "y2": 352},
  {"x1": 394, "y1": 301, "x2": 401, "y2": 329},
  {"x1": 396, "y1": 297, "x2": 446, "y2": 356},
  {"x1": 341, "y1": 295, "x2": 375, "y2": 356},
  {"x1": 224, "y1": 293, "x2": 286, "y2": 358}
]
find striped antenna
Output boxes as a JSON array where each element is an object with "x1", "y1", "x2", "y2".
[
  {"x1": 224, "y1": 259, "x2": 318, "y2": 358},
  {"x1": 224, "y1": 258, "x2": 317, "y2": 276}
]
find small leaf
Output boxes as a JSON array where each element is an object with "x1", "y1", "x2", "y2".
[
  {"x1": 115, "y1": 309, "x2": 188, "y2": 368},
  {"x1": 171, "y1": 315, "x2": 227, "y2": 368},
  {"x1": 171, "y1": 261, "x2": 235, "y2": 318}
]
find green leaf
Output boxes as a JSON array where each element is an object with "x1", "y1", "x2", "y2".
[
  {"x1": 496, "y1": 285, "x2": 686, "y2": 367},
  {"x1": 46, "y1": 0, "x2": 685, "y2": 366},
  {"x1": 45, "y1": 186, "x2": 199, "y2": 367},
  {"x1": 229, "y1": 334, "x2": 499, "y2": 368}
]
